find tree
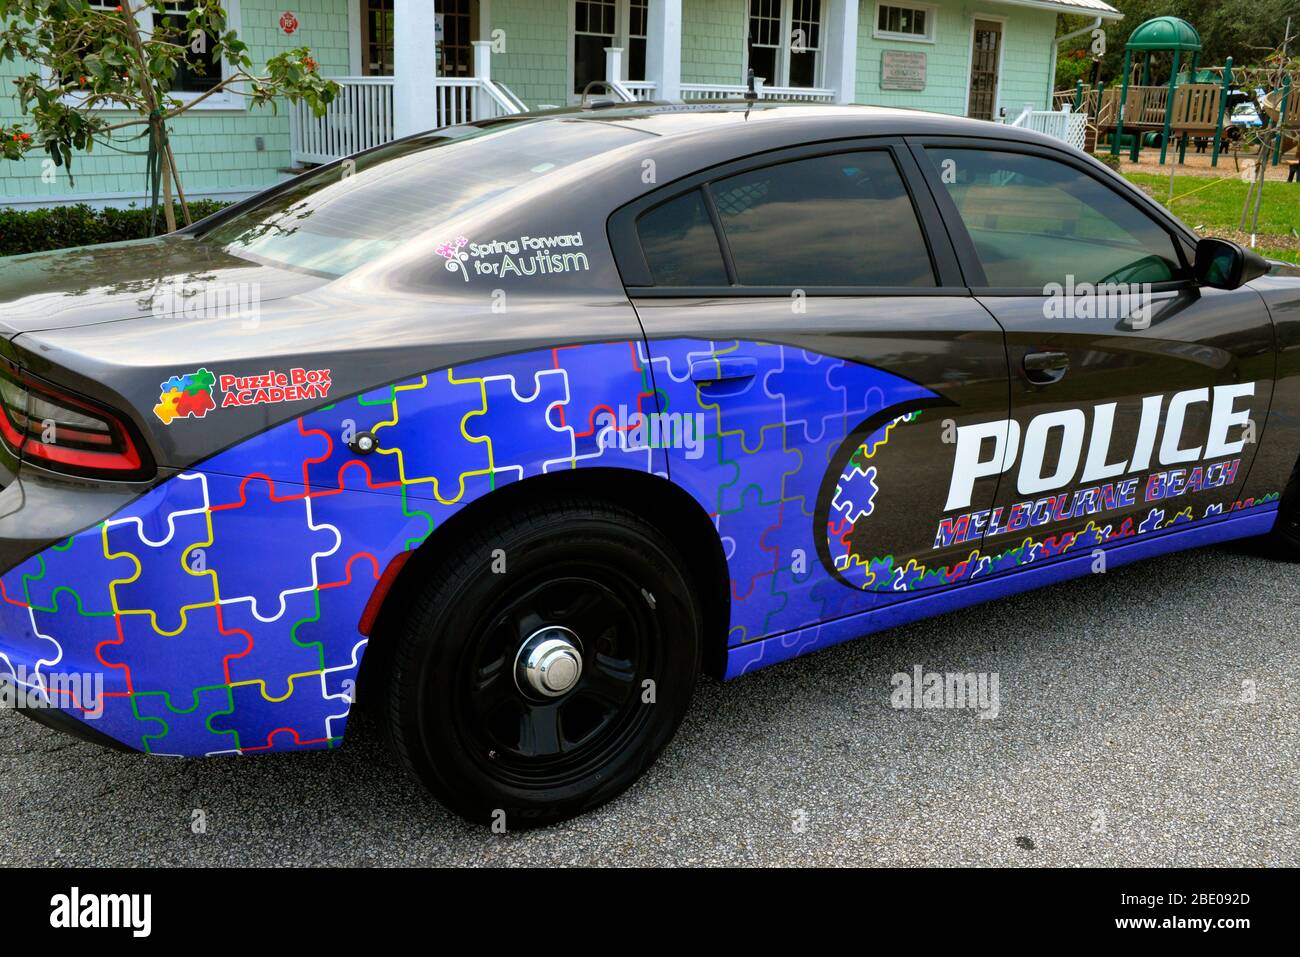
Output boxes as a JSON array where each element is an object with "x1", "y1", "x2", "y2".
[
  {"x1": 1090, "y1": 0, "x2": 1298, "y2": 81},
  {"x1": 0, "y1": 0, "x2": 338, "y2": 232}
]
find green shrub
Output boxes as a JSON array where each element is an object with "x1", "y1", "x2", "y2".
[
  {"x1": 0, "y1": 201, "x2": 232, "y2": 257},
  {"x1": 1092, "y1": 152, "x2": 1122, "y2": 172}
]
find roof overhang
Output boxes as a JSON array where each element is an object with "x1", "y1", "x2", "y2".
[{"x1": 987, "y1": 0, "x2": 1123, "y2": 21}]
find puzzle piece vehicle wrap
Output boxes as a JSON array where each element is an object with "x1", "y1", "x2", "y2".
[
  {"x1": 0, "y1": 332, "x2": 1287, "y2": 754},
  {"x1": 0, "y1": 338, "x2": 928, "y2": 754}
]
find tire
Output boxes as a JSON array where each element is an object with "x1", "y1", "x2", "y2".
[
  {"x1": 377, "y1": 498, "x2": 701, "y2": 827},
  {"x1": 1268, "y1": 463, "x2": 1300, "y2": 561}
]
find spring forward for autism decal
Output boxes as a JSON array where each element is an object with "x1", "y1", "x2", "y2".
[
  {"x1": 153, "y1": 366, "x2": 332, "y2": 424},
  {"x1": 436, "y1": 232, "x2": 590, "y2": 281}
]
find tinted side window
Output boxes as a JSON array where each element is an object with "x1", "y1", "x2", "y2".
[
  {"x1": 636, "y1": 190, "x2": 729, "y2": 286},
  {"x1": 924, "y1": 148, "x2": 1184, "y2": 287},
  {"x1": 708, "y1": 151, "x2": 935, "y2": 287}
]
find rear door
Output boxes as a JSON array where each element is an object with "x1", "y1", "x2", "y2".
[
  {"x1": 911, "y1": 138, "x2": 1275, "y2": 574},
  {"x1": 610, "y1": 139, "x2": 1011, "y2": 647}
]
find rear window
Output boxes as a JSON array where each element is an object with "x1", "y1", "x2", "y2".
[{"x1": 198, "y1": 119, "x2": 651, "y2": 276}]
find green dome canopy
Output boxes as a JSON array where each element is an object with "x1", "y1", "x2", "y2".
[{"x1": 1126, "y1": 16, "x2": 1202, "y2": 52}]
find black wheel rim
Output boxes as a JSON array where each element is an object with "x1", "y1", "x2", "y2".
[{"x1": 453, "y1": 563, "x2": 657, "y2": 790}]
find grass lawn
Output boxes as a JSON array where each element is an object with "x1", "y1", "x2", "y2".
[{"x1": 1122, "y1": 172, "x2": 1300, "y2": 262}]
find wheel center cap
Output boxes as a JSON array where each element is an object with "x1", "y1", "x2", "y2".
[{"x1": 515, "y1": 626, "x2": 583, "y2": 698}]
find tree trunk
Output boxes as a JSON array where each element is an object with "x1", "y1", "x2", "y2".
[{"x1": 162, "y1": 158, "x2": 177, "y2": 234}]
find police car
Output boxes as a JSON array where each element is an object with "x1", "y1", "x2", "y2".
[{"x1": 0, "y1": 102, "x2": 1296, "y2": 826}]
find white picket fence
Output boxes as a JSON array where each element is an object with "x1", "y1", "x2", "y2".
[{"x1": 1009, "y1": 103, "x2": 1088, "y2": 152}]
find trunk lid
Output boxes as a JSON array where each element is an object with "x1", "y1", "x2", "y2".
[{"x1": 0, "y1": 235, "x2": 331, "y2": 338}]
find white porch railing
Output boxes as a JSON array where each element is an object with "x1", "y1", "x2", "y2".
[
  {"x1": 289, "y1": 76, "x2": 525, "y2": 166},
  {"x1": 621, "y1": 81, "x2": 657, "y2": 101},
  {"x1": 680, "y1": 81, "x2": 835, "y2": 102},
  {"x1": 1010, "y1": 103, "x2": 1088, "y2": 152}
]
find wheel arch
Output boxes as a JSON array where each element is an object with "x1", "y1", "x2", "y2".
[{"x1": 359, "y1": 468, "x2": 732, "y2": 692}]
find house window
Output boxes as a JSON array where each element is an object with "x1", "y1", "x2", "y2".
[
  {"x1": 572, "y1": 0, "x2": 647, "y2": 96},
  {"x1": 574, "y1": 0, "x2": 617, "y2": 94},
  {"x1": 364, "y1": 0, "x2": 395, "y2": 76},
  {"x1": 162, "y1": 1, "x2": 224, "y2": 94},
  {"x1": 873, "y1": 3, "x2": 936, "y2": 43},
  {"x1": 628, "y1": 0, "x2": 648, "y2": 82},
  {"x1": 58, "y1": 0, "x2": 240, "y2": 108},
  {"x1": 746, "y1": 0, "x2": 824, "y2": 89},
  {"x1": 788, "y1": 0, "x2": 822, "y2": 88},
  {"x1": 438, "y1": 0, "x2": 475, "y2": 77}
]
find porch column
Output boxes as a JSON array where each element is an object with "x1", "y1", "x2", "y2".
[
  {"x1": 473, "y1": 40, "x2": 493, "y2": 117},
  {"x1": 605, "y1": 47, "x2": 624, "y2": 89},
  {"x1": 394, "y1": 0, "x2": 439, "y2": 137},
  {"x1": 645, "y1": 0, "x2": 682, "y2": 100},
  {"x1": 824, "y1": 0, "x2": 858, "y2": 104}
]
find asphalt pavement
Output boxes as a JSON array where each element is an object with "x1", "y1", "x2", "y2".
[{"x1": 1, "y1": 539, "x2": 1295, "y2": 867}]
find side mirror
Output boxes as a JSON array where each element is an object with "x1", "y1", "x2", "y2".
[{"x1": 1194, "y1": 237, "x2": 1270, "y2": 289}]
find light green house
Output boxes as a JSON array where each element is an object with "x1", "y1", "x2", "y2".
[{"x1": 0, "y1": 0, "x2": 1121, "y2": 209}]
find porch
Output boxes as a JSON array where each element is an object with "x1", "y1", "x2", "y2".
[{"x1": 288, "y1": 0, "x2": 849, "y2": 166}]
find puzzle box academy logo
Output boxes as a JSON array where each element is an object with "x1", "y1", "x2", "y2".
[{"x1": 153, "y1": 367, "x2": 332, "y2": 424}]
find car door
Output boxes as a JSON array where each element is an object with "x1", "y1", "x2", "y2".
[
  {"x1": 911, "y1": 138, "x2": 1276, "y2": 575},
  {"x1": 609, "y1": 139, "x2": 1012, "y2": 648}
]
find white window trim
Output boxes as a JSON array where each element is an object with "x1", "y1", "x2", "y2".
[
  {"x1": 963, "y1": 13, "x2": 1007, "y2": 121},
  {"x1": 741, "y1": 0, "x2": 829, "y2": 89},
  {"x1": 567, "y1": 0, "x2": 647, "y2": 103},
  {"x1": 872, "y1": 2, "x2": 938, "y2": 45},
  {"x1": 55, "y1": 0, "x2": 246, "y2": 113}
]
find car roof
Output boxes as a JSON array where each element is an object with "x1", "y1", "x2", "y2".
[{"x1": 477, "y1": 100, "x2": 1069, "y2": 153}]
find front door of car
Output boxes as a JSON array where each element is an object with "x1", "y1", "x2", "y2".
[
  {"x1": 608, "y1": 140, "x2": 1011, "y2": 647},
  {"x1": 911, "y1": 139, "x2": 1276, "y2": 575}
]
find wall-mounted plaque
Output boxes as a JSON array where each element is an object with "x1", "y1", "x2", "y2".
[{"x1": 881, "y1": 50, "x2": 927, "y2": 92}]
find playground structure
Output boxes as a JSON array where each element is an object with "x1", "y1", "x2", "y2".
[{"x1": 1055, "y1": 16, "x2": 1296, "y2": 169}]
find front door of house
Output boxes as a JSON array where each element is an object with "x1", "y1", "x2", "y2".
[{"x1": 967, "y1": 19, "x2": 1002, "y2": 121}]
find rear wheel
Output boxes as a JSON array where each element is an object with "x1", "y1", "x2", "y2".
[{"x1": 378, "y1": 498, "x2": 701, "y2": 827}]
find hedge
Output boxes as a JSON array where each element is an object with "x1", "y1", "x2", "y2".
[{"x1": 0, "y1": 201, "x2": 232, "y2": 258}]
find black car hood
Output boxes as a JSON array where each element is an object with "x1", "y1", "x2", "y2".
[{"x1": 0, "y1": 235, "x2": 331, "y2": 338}]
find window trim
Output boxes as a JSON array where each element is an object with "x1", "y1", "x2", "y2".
[
  {"x1": 904, "y1": 136, "x2": 1198, "y2": 295},
  {"x1": 872, "y1": 2, "x2": 938, "y2": 45},
  {"x1": 54, "y1": 0, "x2": 245, "y2": 112},
  {"x1": 742, "y1": 0, "x2": 828, "y2": 89},
  {"x1": 607, "y1": 136, "x2": 966, "y2": 297}
]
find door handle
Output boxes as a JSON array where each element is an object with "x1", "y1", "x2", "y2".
[
  {"x1": 690, "y1": 356, "x2": 757, "y2": 383},
  {"x1": 1023, "y1": 350, "x2": 1070, "y2": 385}
]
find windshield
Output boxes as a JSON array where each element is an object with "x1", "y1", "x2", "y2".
[{"x1": 199, "y1": 118, "x2": 650, "y2": 276}]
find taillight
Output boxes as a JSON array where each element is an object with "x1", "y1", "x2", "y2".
[{"x1": 0, "y1": 364, "x2": 153, "y2": 480}]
